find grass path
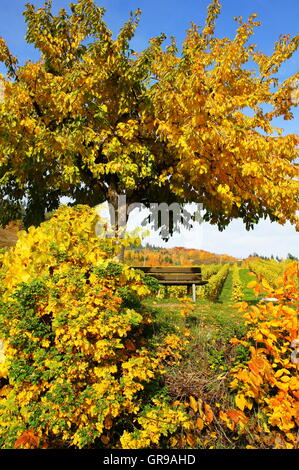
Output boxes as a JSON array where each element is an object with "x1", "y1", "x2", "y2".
[
  {"x1": 219, "y1": 266, "x2": 259, "y2": 304},
  {"x1": 239, "y1": 268, "x2": 260, "y2": 303},
  {"x1": 143, "y1": 294, "x2": 248, "y2": 447},
  {"x1": 142, "y1": 273, "x2": 255, "y2": 448},
  {"x1": 218, "y1": 269, "x2": 233, "y2": 303},
  {"x1": 145, "y1": 293, "x2": 247, "y2": 358},
  {"x1": 143, "y1": 267, "x2": 256, "y2": 399}
]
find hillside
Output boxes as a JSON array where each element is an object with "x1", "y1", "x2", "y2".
[{"x1": 125, "y1": 246, "x2": 237, "y2": 266}]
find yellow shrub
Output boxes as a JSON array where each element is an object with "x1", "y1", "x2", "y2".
[
  {"x1": 201, "y1": 264, "x2": 229, "y2": 300},
  {"x1": 0, "y1": 205, "x2": 189, "y2": 449},
  {"x1": 231, "y1": 264, "x2": 243, "y2": 301},
  {"x1": 228, "y1": 262, "x2": 299, "y2": 448}
]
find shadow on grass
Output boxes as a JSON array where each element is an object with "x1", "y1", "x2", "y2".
[
  {"x1": 185, "y1": 315, "x2": 199, "y2": 327},
  {"x1": 142, "y1": 304, "x2": 182, "y2": 337},
  {"x1": 245, "y1": 299, "x2": 262, "y2": 305},
  {"x1": 205, "y1": 298, "x2": 261, "y2": 306}
]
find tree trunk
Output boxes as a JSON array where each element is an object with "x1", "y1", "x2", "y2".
[
  {"x1": 118, "y1": 244, "x2": 125, "y2": 263},
  {"x1": 107, "y1": 188, "x2": 128, "y2": 263}
]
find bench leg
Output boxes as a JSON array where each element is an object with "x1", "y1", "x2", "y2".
[
  {"x1": 187, "y1": 285, "x2": 192, "y2": 296},
  {"x1": 192, "y1": 284, "x2": 196, "y2": 303}
]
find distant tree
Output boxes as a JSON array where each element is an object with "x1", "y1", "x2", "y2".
[{"x1": 249, "y1": 253, "x2": 260, "y2": 258}]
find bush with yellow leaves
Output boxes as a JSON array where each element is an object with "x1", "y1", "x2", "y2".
[
  {"x1": 224, "y1": 262, "x2": 299, "y2": 448},
  {"x1": 0, "y1": 205, "x2": 190, "y2": 449},
  {"x1": 247, "y1": 258, "x2": 284, "y2": 289},
  {"x1": 231, "y1": 264, "x2": 243, "y2": 302},
  {"x1": 200, "y1": 263, "x2": 229, "y2": 300}
]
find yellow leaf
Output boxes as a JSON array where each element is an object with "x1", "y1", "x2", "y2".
[
  {"x1": 235, "y1": 393, "x2": 246, "y2": 411},
  {"x1": 189, "y1": 396, "x2": 198, "y2": 412},
  {"x1": 247, "y1": 280, "x2": 257, "y2": 289},
  {"x1": 261, "y1": 278, "x2": 271, "y2": 290}
]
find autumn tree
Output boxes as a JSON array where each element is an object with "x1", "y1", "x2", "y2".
[{"x1": 0, "y1": 0, "x2": 298, "y2": 236}]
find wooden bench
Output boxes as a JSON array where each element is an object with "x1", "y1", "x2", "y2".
[{"x1": 131, "y1": 266, "x2": 208, "y2": 302}]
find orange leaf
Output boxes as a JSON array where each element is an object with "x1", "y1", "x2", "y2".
[
  {"x1": 204, "y1": 403, "x2": 214, "y2": 423},
  {"x1": 226, "y1": 409, "x2": 247, "y2": 425},
  {"x1": 104, "y1": 416, "x2": 113, "y2": 429},
  {"x1": 14, "y1": 429, "x2": 40, "y2": 449},
  {"x1": 253, "y1": 284, "x2": 262, "y2": 297},
  {"x1": 219, "y1": 411, "x2": 235, "y2": 431},
  {"x1": 124, "y1": 340, "x2": 136, "y2": 351},
  {"x1": 196, "y1": 417, "x2": 204, "y2": 431},
  {"x1": 101, "y1": 435, "x2": 110, "y2": 445}
]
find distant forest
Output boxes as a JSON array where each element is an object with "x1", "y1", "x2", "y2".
[{"x1": 125, "y1": 244, "x2": 237, "y2": 266}]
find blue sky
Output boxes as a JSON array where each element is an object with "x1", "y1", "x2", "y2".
[{"x1": 0, "y1": 0, "x2": 298, "y2": 258}]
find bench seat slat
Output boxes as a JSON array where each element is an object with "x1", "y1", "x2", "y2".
[
  {"x1": 158, "y1": 280, "x2": 208, "y2": 285},
  {"x1": 150, "y1": 274, "x2": 203, "y2": 281}
]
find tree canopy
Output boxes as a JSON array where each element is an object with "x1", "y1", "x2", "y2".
[{"x1": 0, "y1": 0, "x2": 298, "y2": 232}]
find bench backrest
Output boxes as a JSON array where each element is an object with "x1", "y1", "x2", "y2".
[{"x1": 130, "y1": 266, "x2": 203, "y2": 283}]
